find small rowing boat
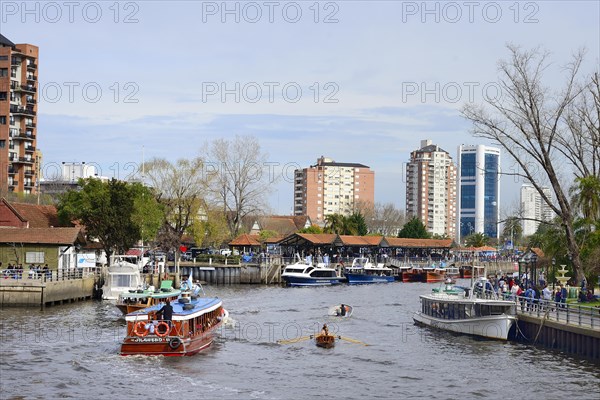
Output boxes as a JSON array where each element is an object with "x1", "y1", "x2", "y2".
[
  {"x1": 328, "y1": 304, "x2": 353, "y2": 317},
  {"x1": 315, "y1": 333, "x2": 336, "y2": 348}
]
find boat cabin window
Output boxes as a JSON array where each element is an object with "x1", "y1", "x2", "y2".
[
  {"x1": 112, "y1": 275, "x2": 135, "y2": 287},
  {"x1": 421, "y1": 299, "x2": 472, "y2": 320}
]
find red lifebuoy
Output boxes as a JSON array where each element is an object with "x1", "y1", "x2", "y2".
[
  {"x1": 133, "y1": 321, "x2": 148, "y2": 337},
  {"x1": 155, "y1": 322, "x2": 170, "y2": 337}
]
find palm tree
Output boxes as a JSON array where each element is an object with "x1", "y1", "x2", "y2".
[
  {"x1": 324, "y1": 214, "x2": 345, "y2": 234},
  {"x1": 465, "y1": 232, "x2": 490, "y2": 248},
  {"x1": 571, "y1": 175, "x2": 600, "y2": 223}
]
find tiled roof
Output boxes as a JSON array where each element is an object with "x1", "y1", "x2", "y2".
[
  {"x1": 0, "y1": 227, "x2": 85, "y2": 244},
  {"x1": 382, "y1": 237, "x2": 453, "y2": 248},
  {"x1": 337, "y1": 235, "x2": 383, "y2": 246},
  {"x1": 229, "y1": 234, "x2": 261, "y2": 246},
  {"x1": 11, "y1": 202, "x2": 63, "y2": 228},
  {"x1": 454, "y1": 246, "x2": 498, "y2": 252},
  {"x1": 258, "y1": 217, "x2": 298, "y2": 236}
]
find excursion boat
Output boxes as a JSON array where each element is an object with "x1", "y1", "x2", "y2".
[
  {"x1": 115, "y1": 280, "x2": 181, "y2": 315},
  {"x1": 121, "y1": 292, "x2": 228, "y2": 356},
  {"x1": 281, "y1": 260, "x2": 343, "y2": 287},
  {"x1": 344, "y1": 257, "x2": 395, "y2": 284},
  {"x1": 413, "y1": 278, "x2": 517, "y2": 340},
  {"x1": 102, "y1": 255, "x2": 144, "y2": 300}
]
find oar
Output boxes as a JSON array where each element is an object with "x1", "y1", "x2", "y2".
[
  {"x1": 338, "y1": 336, "x2": 369, "y2": 346},
  {"x1": 277, "y1": 335, "x2": 312, "y2": 345}
]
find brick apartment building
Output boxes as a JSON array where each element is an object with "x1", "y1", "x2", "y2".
[
  {"x1": 0, "y1": 34, "x2": 39, "y2": 196},
  {"x1": 294, "y1": 156, "x2": 374, "y2": 224}
]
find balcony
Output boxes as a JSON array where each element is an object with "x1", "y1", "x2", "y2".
[
  {"x1": 25, "y1": 146, "x2": 35, "y2": 153},
  {"x1": 11, "y1": 59, "x2": 20, "y2": 66},
  {"x1": 13, "y1": 84, "x2": 36, "y2": 93},
  {"x1": 10, "y1": 105, "x2": 35, "y2": 116},
  {"x1": 24, "y1": 122, "x2": 36, "y2": 128},
  {"x1": 13, "y1": 157, "x2": 34, "y2": 164},
  {"x1": 8, "y1": 168, "x2": 17, "y2": 175},
  {"x1": 25, "y1": 96, "x2": 36, "y2": 104},
  {"x1": 27, "y1": 75, "x2": 36, "y2": 82},
  {"x1": 24, "y1": 170, "x2": 34, "y2": 177},
  {"x1": 8, "y1": 181, "x2": 18, "y2": 187},
  {"x1": 11, "y1": 131, "x2": 35, "y2": 140},
  {"x1": 24, "y1": 181, "x2": 34, "y2": 188},
  {"x1": 26, "y1": 63, "x2": 37, "y2": 70}
]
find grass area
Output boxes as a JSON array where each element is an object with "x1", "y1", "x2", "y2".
[{"x1": 566, "y1": 298, "x2": 600, "y2": 307}]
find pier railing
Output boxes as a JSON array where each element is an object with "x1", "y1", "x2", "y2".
[
  {"x1": 1, "y1": 268, "x2": 97, "y2": 282},
  {"x1": 514, "y1": 295, "x2": 600, "y2": 329}
]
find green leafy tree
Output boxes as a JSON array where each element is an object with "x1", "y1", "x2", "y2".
[
  {"x1": 398, "y1": 217, "x2": 430, "y2": 239},
  {"x1": 298, "y1": 224, "x2": 323, "y2": 234},
  {"x1": 57, "y1": 178, "x2": 144, "y2": 264}
]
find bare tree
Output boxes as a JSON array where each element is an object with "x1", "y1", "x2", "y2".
[
  {"x1": 205, "y1": 136, "x2": 274, "y2": 238},
  {"x1": 358, "y1": 201, "x2": 406, "y2": 236},
  {"x1": 143, "y1": 157, "x2": 208, "y2": 273},
  {"x1": 461, "y1": 45, "x2": 599, "y2": 283}
]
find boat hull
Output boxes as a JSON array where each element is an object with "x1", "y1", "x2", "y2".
[
  {"x1": 412, "y1": 312, "x2": 516, "y2": 340},
  {"x1": 283, "y1": 277, "x2": 342, "y2": 287},
  {"x1": 120, "y1": 331, "x2": 216, "y2": 356},
  {"x1": 423, "y1": 271, "x2": 445, "y2": 283},
  {"x1": 315, "y1": 334, "x2": 335, "y2": 348},
  {"x1": 345, "y1": 274, "x2": 395, "y2": 285}
]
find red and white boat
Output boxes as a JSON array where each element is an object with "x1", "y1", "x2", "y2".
[{"x1": 120, "y1": 294, "x2": 228, "y2": 356}]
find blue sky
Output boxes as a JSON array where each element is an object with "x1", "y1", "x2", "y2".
[{"x1": 2, "y1": 0, "x2": 599, "y2": 214}]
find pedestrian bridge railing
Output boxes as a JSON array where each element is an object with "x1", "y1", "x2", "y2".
[{"x1": 514, "y1": 295, "x2": 600, "y2": 329}]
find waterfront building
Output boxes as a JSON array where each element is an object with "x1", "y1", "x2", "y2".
[
  {"x1": 520, "y1": 184, "x2": 554, "y2": 236},
  {"x1": 0, "y1": 34, "x2": 39, "y2": 196},
  {"x1": 405, "y1": 139, "x2": 456, "y2": 238},
  {"x1": 456, "y1": 144, "x2": 501, "y2": 244},
  {"x1": 293, "y1": 156, "x2": 374, "y2": 224}
]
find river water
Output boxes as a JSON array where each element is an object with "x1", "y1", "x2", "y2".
[{"x1": 1, "y1": 280, "x2": 599, "y2": 399}]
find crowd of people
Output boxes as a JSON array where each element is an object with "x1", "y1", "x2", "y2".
[
  {"x1": 483, "y1": 272, "x2": 598, "y2": 311},
  {"x1": 1, "y1": 262, "x2": 51, "y2": 279}
]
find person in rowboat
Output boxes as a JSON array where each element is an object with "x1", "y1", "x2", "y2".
[
  {"x1": 320, "y1": 324, "x2": 329, "y2": 336},
  {"x1": 338, "y1": 304, "x2": 346, "y2": 316}
]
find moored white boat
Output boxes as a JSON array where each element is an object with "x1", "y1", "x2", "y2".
[
  {"x1": 101, "y1": 255, "x2": 144, "y2": 300},
  {"x1": 281, "y1": 258, "x2": 342, "y2": 287},
  {"x1": 413, "y1": 278, "x2": 517, "y2": 340},
  {"x1": 344, "y1": 257, "x2": 394, "y2": 284}
]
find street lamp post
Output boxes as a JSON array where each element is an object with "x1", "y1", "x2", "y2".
[{"x1": 552, "y1": 257, "x2": 556, "y2": 289}]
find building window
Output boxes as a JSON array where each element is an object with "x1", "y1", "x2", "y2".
[
  {"x1": 0, "y1": 116, "x2": 6, "y2": 125},
  {"x1": 26, "y1": 252, "x2": 45, "y2": 264},
  {"x1": 0, "y1": 140, "x2": 5, "y2": 148},
  {"x1": 0, "y1": 92, "x2": 7, "y2": 101},
  {"x1": 0, "y1": 55, "x2": 8, "y2": 61},
  {"x1": 0, "y1": 68, "x2": 8, "y2": 77}
]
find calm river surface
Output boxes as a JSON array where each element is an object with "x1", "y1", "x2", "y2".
[{"x1": 1, "y1": 280, "x2": 599, "y2": 399}]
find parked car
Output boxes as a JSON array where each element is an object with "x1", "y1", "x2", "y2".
[{"x1": 220, "y1": 249, "x2": 232, "y2": 256}]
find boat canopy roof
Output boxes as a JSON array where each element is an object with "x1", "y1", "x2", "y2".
[{"x1": 125, "y1": 297, "x2": 222, "y2": 322}]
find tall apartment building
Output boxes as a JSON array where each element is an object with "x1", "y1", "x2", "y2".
[
  {"x1": 520, "y1": 184, "x2": 554, "y2": 236},
  {"x1": 293, "y1": 156, "x2": 374, "y2": 224},
  {"x1": 405, "y1": 139, "x2": 456, "y2": 238},
  {"x1": 0, "y1": 34, "x2": 39, "y2": 195},
  {"x1": 456, "y1": 144, "x2": 501, "y2": 243}
]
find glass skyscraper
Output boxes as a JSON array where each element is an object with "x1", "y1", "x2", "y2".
[{"x1": 456, "y1": 145, "x2": 500, "y2": 244}]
